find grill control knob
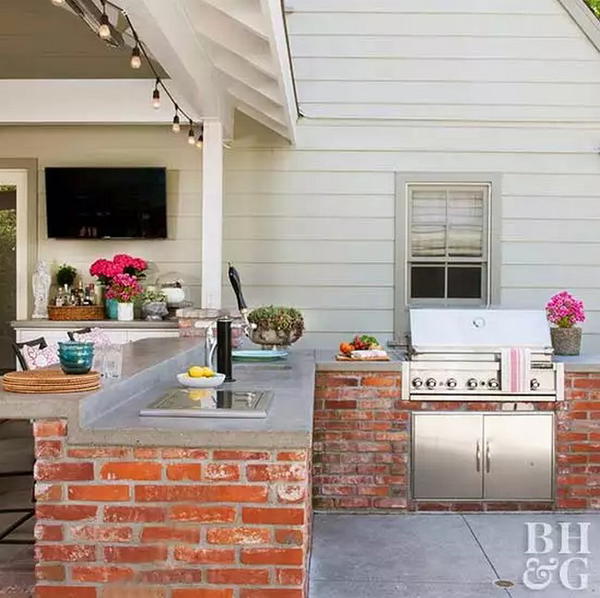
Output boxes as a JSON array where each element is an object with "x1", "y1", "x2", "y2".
[
  {"x1": 412, "y1": 377, "x2": 423, "y2": 388},
  {"x1": 446, "y1": 378, "x2": 457, "y2": 389},
  {"x1": 467, "y1": 378, "x2": 478, "y2": 390},
  {"x1": 426, "y1": 378, "x2": 437, "y2": 389},
  {"x1": 488, "y1": 379, "x2": 499, "y2": 390},
  {"x1": 531, "y1": 378, "x2": 540, "y2": 390}
]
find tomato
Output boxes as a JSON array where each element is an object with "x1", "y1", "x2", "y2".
[{"x1": 339, "y1": 342, "x2": 354, "y2": 355}]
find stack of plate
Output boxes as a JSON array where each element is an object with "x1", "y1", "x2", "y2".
[{"x1": 2, "y1": 369, "x2": 101, "y2": 394}]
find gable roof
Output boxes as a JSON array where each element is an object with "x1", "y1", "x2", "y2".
[{"x1": 559, "y1": 0, "x2": 600, "y2": 53}]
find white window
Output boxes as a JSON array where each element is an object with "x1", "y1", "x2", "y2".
[
  {"x1": 407, "y1": 183, "x2": 489, "y2": 304},
  {"x1": 394, "y1": 174, "x2": 502, "y2": 341}
]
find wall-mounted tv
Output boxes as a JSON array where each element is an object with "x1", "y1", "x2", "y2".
[{"x1": 45, "y1": 167, "x2": 167, "y2": 239}]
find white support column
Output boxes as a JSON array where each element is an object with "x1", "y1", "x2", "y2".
[{"x1": 201, "y1": 120, "x2": 224, "y2": 309}]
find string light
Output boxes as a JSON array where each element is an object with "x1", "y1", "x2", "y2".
[
  {"x1": 130, "y1": 45, "x2": 141, "y2": 69},
  {"x1": 152, "y1": 79, "x2": 160, "y2": 109},
  {"x1": 195, "y1": 123, "x2": 204, "y2": 149},
  {"x1": 98, "y1": 1, "x2": 111, "y2": 39},
  {"x1": 172, "y1": 106, "x2": 181, "y2": 133},
  {"x1": 50, "y1": 0, "x2": 202, "y2": 149}
]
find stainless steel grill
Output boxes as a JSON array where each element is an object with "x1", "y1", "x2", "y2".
[{"x1": 402, "y1": 309, "x2": 564, "y2": 402}]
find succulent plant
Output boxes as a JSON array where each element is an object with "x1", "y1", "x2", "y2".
[{"x1": 248, "y1": 306, "x2": 304, "y2": 335}]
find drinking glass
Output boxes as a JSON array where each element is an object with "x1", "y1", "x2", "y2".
[{"x1": 104, "y1": 344, "x2": 123, "y2": 379}]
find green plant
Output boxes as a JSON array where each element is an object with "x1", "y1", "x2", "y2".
[
  {"x1": 56, "y1": 264, "x2": 77, "y2": 287},
  {"x1": 139, "y1": 288, "x2": 167, "y2": 304},
  {"x1": 586, "y1": 0, "x2": 600, "y2": 17},
  {"x1": 248, "y1": 305, "x2": 304, "y2": 335}
]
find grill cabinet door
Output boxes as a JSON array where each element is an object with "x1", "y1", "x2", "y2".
[
  {"x1": 483, "y1": 414, "x2": 553, "y2": 500},
  {"x1": 413, "y1": 414, "x2": 483, "y2": 499}
]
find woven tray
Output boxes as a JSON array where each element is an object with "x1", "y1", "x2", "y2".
[
  {"x1": 48, "y1": 305, "x2": 105, "y2": 321},
  {"x1": 3, "y1": 370, "x2": 100, "y2": 393}
]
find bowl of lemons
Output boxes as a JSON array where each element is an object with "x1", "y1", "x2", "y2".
[{"x1": 177, "y1": 366, "x2": 226, "y2": 388}]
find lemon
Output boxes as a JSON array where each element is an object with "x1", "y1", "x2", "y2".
[{"x1": 187, "y1": 366, "x2": 215, "y2": 378}]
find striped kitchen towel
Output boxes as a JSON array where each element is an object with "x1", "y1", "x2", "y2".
[{"x1": 500, "y1": 347, "x2": 531, "y2": 393}]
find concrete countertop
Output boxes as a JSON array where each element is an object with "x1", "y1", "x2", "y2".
[
  {"x1": 554, "y1": 354, "x2": 600, "y2": 373},
  {"x1": 12, "y1": 319, "x2": 178, "y2": 329},
  {"x1": 0, "y1": 338, "x2": 315, "y2": 449}
]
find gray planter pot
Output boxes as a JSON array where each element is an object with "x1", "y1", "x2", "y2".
[
  {"x1": 551, "y1": 326, "x2": 582, "y2": 356},
  {"x1": 142, "y1": 301, "x2": 168, "y2": 321},
  {"x1": 249, "y1": 327, "x2": 303, "y2": 348}
]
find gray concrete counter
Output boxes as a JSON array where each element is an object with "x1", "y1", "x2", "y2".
[
  {"x1": 0, "y1": 338, "x2": 315, "y2": 449},
  {"x1": 12, "y1": 319, "x2": 178, "y2": 329},
  {"x1": 554, "y1": 353, "x2": 600, "y2": 373}
]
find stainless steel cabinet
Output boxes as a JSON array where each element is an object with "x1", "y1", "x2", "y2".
[
  {"x1": 413, "y1": 414, "x2": 483, "y2": 500},
  {"x1": 412, "y1": 413, "x2": 553, "y2": 501},
  {"x1": 483, "y1": 414, "x2": 553, "y2": 500}
]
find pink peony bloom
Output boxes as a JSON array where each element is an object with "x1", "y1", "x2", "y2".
[{"x1": 546, "y1": 291, "x2": 585, "y2": 329}]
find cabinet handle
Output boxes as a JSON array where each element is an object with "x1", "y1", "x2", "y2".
[
  {"x1": 476, "y1": 440, "x2": 481, "y2": 472},
  {"x1": 485, "y1": 441, "x2": 491, "y2": 473}
]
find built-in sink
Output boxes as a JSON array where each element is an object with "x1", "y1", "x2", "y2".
[{"x1": 139, "y1": 388, "x2": 273, "y2": 418}]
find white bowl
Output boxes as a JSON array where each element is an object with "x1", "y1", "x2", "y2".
[{"x1": 177, "y1": 372, "x2": 226, "y2": 388}]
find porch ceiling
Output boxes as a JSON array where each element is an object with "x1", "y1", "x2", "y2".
[{"x1": 0, "y1": 0, "x2": 297, "y2": 142}]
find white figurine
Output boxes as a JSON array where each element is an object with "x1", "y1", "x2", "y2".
[{"x1": 32, "y1": 260, "x2": 51, "y2": 319}]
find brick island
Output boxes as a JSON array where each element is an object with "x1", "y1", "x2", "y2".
[
  {"x1": 0, "y1": 338, "x2": 315, "y2": 598},
  {"x1": 1, "y1": 338, "x2": 600, "y2": 598}
]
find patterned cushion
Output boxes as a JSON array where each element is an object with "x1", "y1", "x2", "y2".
[
  {"x1": 73, "y1": 328, "x2": 111, "y2": 347},
  {"x1": 22, "y1": 344, "x2": 59, "y2": 370}
]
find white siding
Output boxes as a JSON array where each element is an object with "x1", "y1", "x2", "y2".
[
  {"x1": 223, "y1": 0, "x2": 600, "y2": 350},
  {"x1": 0, "y1": 126, "x2": 205, "y2": 305}
]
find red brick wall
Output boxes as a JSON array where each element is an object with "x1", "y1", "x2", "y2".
[
  {"x1": 314, "y1": 370, "x2": 561, "y2": 512},
  {"x1": 556, "y1": 372, "x2": 600, "y2": 509},
  {"x1": 33, "y1": 420, "x2": 311, "y2": 598}
]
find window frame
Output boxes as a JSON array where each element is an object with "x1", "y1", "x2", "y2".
[{"x1": 394, "y1": 173, "x2": 502, "y2": 343}]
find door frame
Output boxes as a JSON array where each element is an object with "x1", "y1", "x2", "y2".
[{"x1": 0, "y1": 159, "x2": 38, "y2": 320}]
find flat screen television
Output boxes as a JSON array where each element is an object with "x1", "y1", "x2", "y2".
[{"x1": 45, "y1": 167, "x2": 167, "y2": 239}]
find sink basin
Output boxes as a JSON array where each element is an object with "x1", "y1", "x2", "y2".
[{"x1": 140, "y1": 388, "x2": 273, "y2": 418}]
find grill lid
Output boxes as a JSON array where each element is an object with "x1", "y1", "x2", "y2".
[{"x1": 409, "y1": 308, "x2": 552, "y2": 353}]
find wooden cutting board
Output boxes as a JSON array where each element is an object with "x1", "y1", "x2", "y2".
[
  {"x1": 335, "y1": 354, "x2": 390, "y2": 361},
  {"x1": 2, "y1": 369, "x2": 101, "y2": 394}
]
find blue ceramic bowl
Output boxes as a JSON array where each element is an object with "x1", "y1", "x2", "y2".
[{"x1": 58, "y1": 341, "x2": 94, "y2": 375}]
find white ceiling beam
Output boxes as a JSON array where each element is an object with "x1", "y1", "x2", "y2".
[
  {"x1": 236, "y1": 104, "x2": 289, "y2": 139},
  {"x1": 201, "y1": 0, "x2": 269, "y2": 41},
  {"x1": 119, "y1": 0, "x2": 233, "y2": 137},
  {"x1": 0, "y1": 79, "x2": 198, "y2": 124},
  {"x1": 259, "y1": 0, "x2": 298, "y2": 143}
]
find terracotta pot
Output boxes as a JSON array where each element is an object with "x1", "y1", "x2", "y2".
[{"x1": 551, "y1": 326, "x2": 582, "y2": 356}]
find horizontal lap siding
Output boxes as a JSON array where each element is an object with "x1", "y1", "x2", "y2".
[
  {"x1": 0, "y1": 125, "x2": 205, "y2": 306},
  {"x1": 225, "y1": 0, "x2": 600, "y2": 351}
]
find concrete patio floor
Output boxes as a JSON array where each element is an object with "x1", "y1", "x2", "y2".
[{"x1": 309, "y1": 513, "x2": 600, "y2": 598}]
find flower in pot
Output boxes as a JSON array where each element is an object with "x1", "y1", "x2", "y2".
[
  {"x1": 248, "y1": 306, "x2": 305, "y2": 348},
  {"x1": 139, "y1": 288, "x2": 168, "y2": 321},
  {"x1": 545, "y1": 291, "x2": 585, "y2": 355},
  {"x1": 113, "y1": 253, "x2": 148, "y2": 280},
  {"x1": 56, "y1": 264, "x2": 77, "y2": 288},
  {"x1": 106, "y1": 273, "x2": 142, "y2": 321}
]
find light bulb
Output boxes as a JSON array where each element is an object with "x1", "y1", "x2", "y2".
[
  {"x1": 51, "y1": 0, "x2": 65, "y2": 6},
  {"x1": 130, "y1": 46, "x2": 142, "y2": 69},
  {"x1": 172, "y1": 112, "x2": 181, "y2": 133},
  {"x1": 195, "y1": 134, "x2": 203, "y2": 148},
  {"x1": 187, "y1": 125, "x2": 195, "y2": 145},
  {"x1": 98, "y1": 13, "x2": 111, "y2": 39},
  {"x1": 152, "y1": 87, "x2": 160, "y2": 109}
]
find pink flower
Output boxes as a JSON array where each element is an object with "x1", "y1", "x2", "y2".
[
  {"x1": 105, "y1": 273, "x2": 142, "y2": 303},
  {"x1": 89, "y1": 259, "x2": 121, "y2": 284},
  {"x1": 113, "y1": 254, "x2": 148, "y2": 278},
  {"x1": 546, "y1": 291, "x2": 585, "y2": 329}
]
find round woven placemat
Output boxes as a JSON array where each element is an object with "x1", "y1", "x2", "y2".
[
  {"x1": 3, "y1": 383, "x2": 101, "y2": 394},
  {"x1": 4, "y1": 370, "x2": 100, "y2": 384}
]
